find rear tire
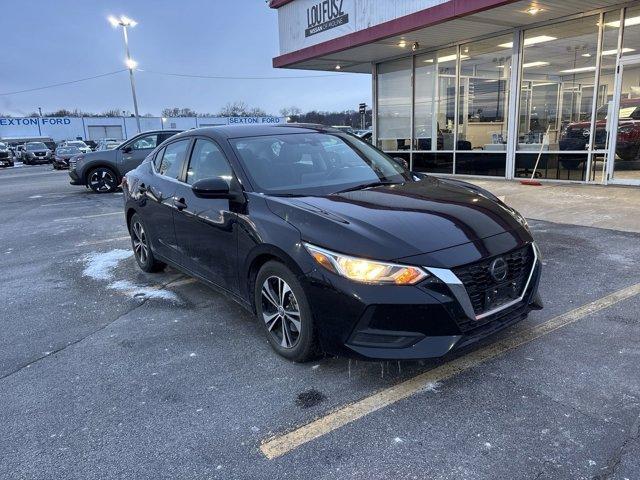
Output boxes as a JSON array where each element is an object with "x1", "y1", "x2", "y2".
[
  {"x1": 87, "y1": 167, "x2": 118, "y2": 193},
  {"x1": 254, "y1": 261, "x2": 318, "y2": 362},
  {"x1": 129, "y1": 213, "x2": 166, "y2": 273}
]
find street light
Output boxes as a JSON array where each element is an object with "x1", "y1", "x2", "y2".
[{"x1": 108, "y1": 15, "x2": 141, "y2": 134}]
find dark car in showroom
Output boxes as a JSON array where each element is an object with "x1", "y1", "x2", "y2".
[
  {"x1": 52, "y1": 145, "x2": 81, "y2": 170},
  {"x1": 0, "y1": 142, "x2": 14, "y2": 168},
  {"x1": 22, "y1": 142, "x2": 52, "y2": 165},
  {"x1": 123, "y1": 125, "x2": 542, "y2": 362},
  {"x1": 69, "y1": 129, "x2": 180, "y2": 193}
]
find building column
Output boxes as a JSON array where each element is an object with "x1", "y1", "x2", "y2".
[{"x1": 505, "y1": 29, "x2": 523, "y2": 180}]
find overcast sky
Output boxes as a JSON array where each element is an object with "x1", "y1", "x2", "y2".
[{"x1": 0, "y1": 0, "x2": 371, "y2": 117}]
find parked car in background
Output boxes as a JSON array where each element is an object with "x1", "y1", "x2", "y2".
[
  {"x1": 52, "y1": 146, "x2": 81, "y2": 170},
  {"x1": 22, "y1": 142, "x2": 52, "y2": 165},
  {"x1": 96, "y1": 138, "x2": 121, "y2": 151},
  {"x1": 560, "y1": 99, "x2": 640, "y2": 161},
  {"x1": 61, "y1": 140, "x2": 92, "y2": 154},
  {"x1": 122, "y1": 125, "x2": 542, "y2": 362},
  {"x1": 1, "y1": 136, "x2": 55, "y2": 159},
  {"x1": 0, "y1": 142, "x2": 14, "y2": 168},
  {"x1": 13, "y1": 144, "x2": 25, "y2": 161},
  {"x1": 84, "y1": 140, "x2": 98, "y2": 151},
  {"x1": 69, "y1": 129, "x2": 181, "y2": 193},
  {"x1": 357, "y1": 129, "x2": 372, "y2": 143}
]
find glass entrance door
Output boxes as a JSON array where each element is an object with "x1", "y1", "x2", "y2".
[{"x1": 607, "y1": 56, "x2": 640, "y2": 185}]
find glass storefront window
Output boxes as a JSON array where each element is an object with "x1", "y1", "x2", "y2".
[
  {"x1": 455, "y1": 35, "x2": 512, "y2": 175},
  {"x1": 376, "y1": 58, "x2": 412, "y2": 152},
  {"x1": 414, "y1": 47, "x2": 457, "y2": 151},
  {"x1": 516, "y1": 16, "x2": 600, "y2": 180}
]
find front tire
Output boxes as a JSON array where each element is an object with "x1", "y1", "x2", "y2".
[
  {"x1": 129, "y1": 213, "x2": 165, "y2": 273},
  {"x1": 255, "y1": 261, "x2": 318, "y2": 362},
  {"x1": 87, "y1": 167, "x2": 118, "y2": 193}
]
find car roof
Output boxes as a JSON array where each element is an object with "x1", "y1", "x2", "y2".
[{"x1": 169, "y1": 124, "x2": 343, "y2": 141}]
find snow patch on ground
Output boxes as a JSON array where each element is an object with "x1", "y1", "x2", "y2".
[
  {"x1": 82, "y1": 249, "x2": 132, "y2": 280},
  {"x1": 107, "y1": 279, "x2": 179, "y2": 302},
  {"x1": 419, "y1": 381, "x2": 441, "y2": 394}
]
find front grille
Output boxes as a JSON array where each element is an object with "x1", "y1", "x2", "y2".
[
  {"x1": 35, "y1": 152, "x2": 45, "y2": 156},
  {"x1": 0, "y1": 151, "x2": 8, "y2": 159},
  {"x1": 452, "y1": 245, "x2": 534, "y2": 318}
]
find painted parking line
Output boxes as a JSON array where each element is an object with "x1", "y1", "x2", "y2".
[
  {"x1": 260, "y1": 282, "x2": 640, "y2": 460},
  {"x1": 75, "y1": 236, "x2": 131, "y2": 247},
  {"x1": 53, "y1": 211, "x2": 122, "y2": 222}
]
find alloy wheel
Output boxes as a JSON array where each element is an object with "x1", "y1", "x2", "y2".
[
  {"x1": 89, "y1": 169, "x2": 116, "y2": 192},
  {"x1": 131, "y1": 220, "x2": 149, "y2": 265},
  {"x1": 261, "y1": 276, "x2": 301, "y2": 349}
]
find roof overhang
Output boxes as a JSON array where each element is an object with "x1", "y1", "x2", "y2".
[{"x1": 270, "y1": 0, "x2": 627, "y2": 73}]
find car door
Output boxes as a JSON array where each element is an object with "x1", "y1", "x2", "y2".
[
  {"x1": 142, "y1": 138, "x2": 192, "y2": 262},
  {"x1": 119, "y1": 133, "x2": 161, "y2": 174},
  {"x1": 172, "y1": 137, "x2": 239, "y2": 293}
]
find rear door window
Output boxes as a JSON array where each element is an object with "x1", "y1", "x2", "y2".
[{"x1": 156, "y1": 140, "x2": 190, "y2": 179}]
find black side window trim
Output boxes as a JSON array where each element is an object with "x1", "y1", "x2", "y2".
[{"x1": 153, "y1": 138, "x2": 193, "y2": 180}]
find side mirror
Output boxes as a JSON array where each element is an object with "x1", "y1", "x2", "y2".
[
  {"x1": 393, "y1": 156, "x2": 409, "y2": 170},
  {"x1": 122, "y1": 146, "x2": 132, "y2": 153},
  {"x1": 192, "y1": 177, "x2": 231, "y2": 198}
]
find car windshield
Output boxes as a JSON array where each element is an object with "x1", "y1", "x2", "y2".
[
  {"x1": 68, "y1": 141, "x2": 86, "y2": 147},
  {"x1": 26, "y1": 142, "x2": 46, "y2": 150},
  {"x1": 57, "y1": 146, "x2": 80, "y2": 154},
  {"x1": 230, "y1": 132, "x2": 410, "y2": 195},
  {"x1": 0, "y1": 143, "x2": 6, "y2": 150}
]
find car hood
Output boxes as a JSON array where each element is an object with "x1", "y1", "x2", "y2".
[{"x1": 265, "y1": 176, "x2": 526, "y2": 261}]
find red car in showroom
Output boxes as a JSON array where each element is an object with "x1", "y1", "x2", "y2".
[{"x1": 560, "y1": 98, "x2": 640, "y2": 161}]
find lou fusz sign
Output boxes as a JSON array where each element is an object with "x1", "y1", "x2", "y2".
[{"x1": 305, "y1": 0, "x2": 349, "y2": 37}]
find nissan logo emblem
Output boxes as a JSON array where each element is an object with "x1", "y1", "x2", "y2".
[{"x1": 490, "y1": 257, "x2": 508, "y2": 282}]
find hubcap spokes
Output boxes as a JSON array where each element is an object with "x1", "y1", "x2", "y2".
[
  {"x1": 132, "y1": 221, "x2": 149, "y2": 264},
  {"x1": 261, "y1": 276, "x2": 301, "y2": 349},
  {"x1": 90, "y1": 170, "x2": 114, "y2": 192}
]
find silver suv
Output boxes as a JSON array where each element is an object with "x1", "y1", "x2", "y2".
[{"x1": 68, "y1": 130, "x2": 181, "y2": 193}]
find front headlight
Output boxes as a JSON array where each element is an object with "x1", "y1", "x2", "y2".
[{"x1": 304, "y1": 243, "x2": 429, "y2": 285}]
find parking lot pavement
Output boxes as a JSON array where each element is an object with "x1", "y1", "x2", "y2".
[{"x1": 1, "y1": 166, "x2": 639, "y2": 479}]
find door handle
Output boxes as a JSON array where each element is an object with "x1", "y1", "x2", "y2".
[{"x1": 173, "y1": 197, "x2": 187, "y2": 211}]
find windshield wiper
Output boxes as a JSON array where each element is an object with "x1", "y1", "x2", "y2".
[{"x1": 335, "y1": 181, "x2": 398, "y2": 194}]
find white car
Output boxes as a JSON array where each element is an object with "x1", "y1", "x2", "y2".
[{"x1": 62, "y1": 140, "x2": 92, "y2": 154}]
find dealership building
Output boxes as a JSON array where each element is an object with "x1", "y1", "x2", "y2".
[
  {"x1": 0, "y1": 116, "x2": 286, "y2": 143},
  {"x1": 271, "y1": 0, "x2": 640, "y2": 186}
]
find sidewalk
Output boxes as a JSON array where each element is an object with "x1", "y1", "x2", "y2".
[{"x1": 465, "y1": 179, "x2": 640, "y2": 234}]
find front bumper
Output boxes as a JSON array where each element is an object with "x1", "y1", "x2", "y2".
[{"x1": 302, "y1": 244, "x2": 542, "y2": 360}]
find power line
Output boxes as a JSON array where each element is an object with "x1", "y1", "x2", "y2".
[
  {"x1": 0, "y1": 68, "x2": 352, "y2": 97},
  {"x1": 141, "y1": 70, "x2": 345, "y2": 80},
  {"x1": 0, "y1": 69, "x2": 129, "y2": 96}
]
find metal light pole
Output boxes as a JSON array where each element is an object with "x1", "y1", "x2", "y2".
[{"x1": 108, "y1": 15, "x2": 141, "y2": 134}]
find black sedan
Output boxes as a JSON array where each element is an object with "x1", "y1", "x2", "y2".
[
  {"x1": 52, "y1": 146, "x2": 81, "y2": 169},
  {"x1": 123, "y1": 125, "x2": 542, "y2": 362}
]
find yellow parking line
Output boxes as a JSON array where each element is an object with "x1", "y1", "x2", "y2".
[{"x1": 260, "y1": 283, "x2": 640, "y2": 460}]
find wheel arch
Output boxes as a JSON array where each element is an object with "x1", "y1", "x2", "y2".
[{"x1": 244, "y1": 244, "x2": 307, "y2": 314}]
